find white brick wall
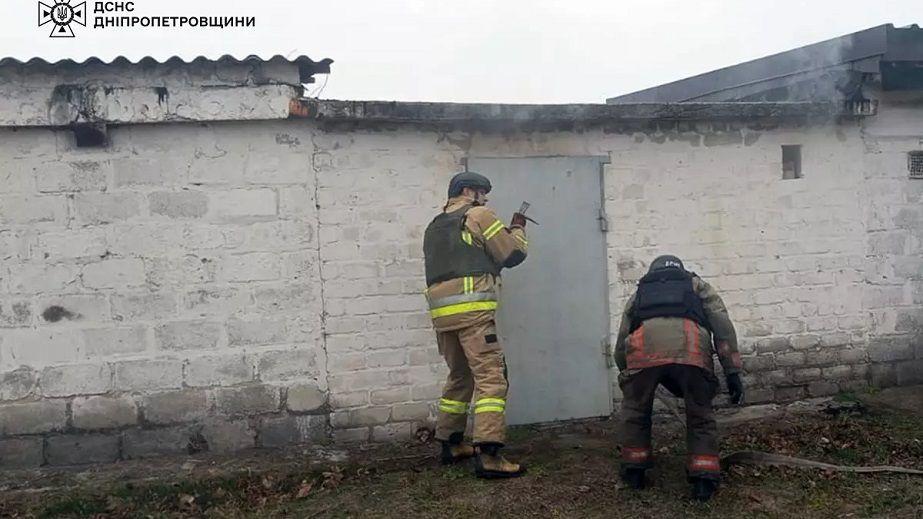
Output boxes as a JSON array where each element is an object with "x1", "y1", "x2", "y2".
[
  {"x1": 0, "y1": 120, "x2": 327, "y2": 463},
  {"x1": 858, "y1": 90, "x2": 923, "y2": 387},
  {"x1": 599, "y1": 125, "x2": 876, "y2": 402},
  {"x1": 1, "y1": 92, "x2": 921, "y2": 463}
]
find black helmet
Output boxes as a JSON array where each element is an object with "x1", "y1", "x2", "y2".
[
  {"x1": 648, "y1": 254, "x2": 685, "y2": 273},
  {"x1": 448, "y1": 171, "x2": 492, "y2": 198}
]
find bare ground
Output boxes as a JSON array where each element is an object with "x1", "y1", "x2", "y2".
[{"x1": 2, "y1": 389, "x2": 922, "y2": 518}]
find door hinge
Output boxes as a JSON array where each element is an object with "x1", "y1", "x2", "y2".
[
  {"x1": 601, "y1": 338, "x2": 614, "y2": 368},
  {"x1": 597, "y1": 208, "x2": 609, "y2": 232}
]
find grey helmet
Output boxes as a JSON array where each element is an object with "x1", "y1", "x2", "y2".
[{"x1": 447, "y1": 171, "x2": 492, "y2": 198}]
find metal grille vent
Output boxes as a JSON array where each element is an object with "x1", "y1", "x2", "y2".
[{"x1": 910, "y1": 152, "x2": 923, "y2": 179}]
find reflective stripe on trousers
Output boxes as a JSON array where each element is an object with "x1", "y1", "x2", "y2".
[
  {"x1": 439, "y1": 398, "x2": 469, "y2": 414},
  {"x1": 474, "y1": 397, "x2": 506, "y2": 414},
  {"x1": 688, "y1": 454, "x2": 720, "y2": 473}
]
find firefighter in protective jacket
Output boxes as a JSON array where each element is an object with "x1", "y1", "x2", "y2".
[
  {"x1": 423, "y1": 171, "x2": 530, "y2": 479},
  {"x1": 614, "y1": 255, "x2": 744, "y2": 501}
]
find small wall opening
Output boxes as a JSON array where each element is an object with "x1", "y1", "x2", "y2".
[
  {"x1": 72, "y1": 124, "x2": 108, "y2": 148},
  {"x1": 782, "y1": 145, "x2": 802, "y2": 180},
  {"x1": 909, "y1": 151, "x2": 923, "y2": 179}
]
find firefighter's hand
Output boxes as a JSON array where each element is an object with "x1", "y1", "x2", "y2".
[
  {"x1": 510, "y1": 212, "x2": 527, "y2": 229},
  {"x1": 726, "y1": 373, "x2": 744, "y2": 405}
]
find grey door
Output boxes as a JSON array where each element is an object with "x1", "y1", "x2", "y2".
[{"x1": 468, "y1": 156, "x2": 611, "y2": 425}]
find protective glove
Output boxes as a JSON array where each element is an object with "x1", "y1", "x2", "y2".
[
  {"x1": 510, "y1": 212, "x2": 527, "y2": 229},
  {"x1": 726, "y1": 373, "x2": 744, "y2": 405}
]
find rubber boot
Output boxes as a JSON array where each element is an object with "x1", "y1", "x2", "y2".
[
  {"x1": 691, "y1": 477, "x2": 718, "y2": 502},
  {"x1": 474, "y1": 444, "x2": 526, "y2": 479},
  {"x1": 440, "y1": 432, "x2": 475, "y2": 465},
  {"x1": 620, "y1": 467, "x2": 646, "y2": 490}
]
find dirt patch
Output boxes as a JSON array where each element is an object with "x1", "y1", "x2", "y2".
[
  {"x1": 2, "y1": 399, "x2": 922, "y2": 518},
  {"x1": 857, "y1": 386, "x2": 923, "y2": 418}
]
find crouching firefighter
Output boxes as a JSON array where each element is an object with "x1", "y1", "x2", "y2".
[
  {"x1": 423, "y1": 171, "x2": 531, "y2": 479},
  {"x1": 614, "y1": 255, "x2": 744, "y2": 501}
]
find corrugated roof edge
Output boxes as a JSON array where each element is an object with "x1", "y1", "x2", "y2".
[{"x1": 0, "y1": 55, "x2": 334, "y2": 83}]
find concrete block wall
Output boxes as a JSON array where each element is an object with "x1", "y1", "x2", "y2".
[
  {"x1": 0, "y1": 121, "x2": 327, "y2": 467},
  {"x1": 313, "y1": 131, "x2": 464, "y2": 443},
  {"x1": 464, "y1": 122, "x2": 899, "y2": 404},
  {"x1": 601, "y1": 123, "x2": 873, "y2": 403},
  {"x1": 859, "y1": 91, "x2": 923, "y2": 387},
  {"x1": 1, "y1": 105, "x2": 921, "y2": 467}
]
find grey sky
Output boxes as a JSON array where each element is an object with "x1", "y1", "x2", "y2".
[{"x1": 2, "y1": 0, "x2": 920, "y2": 103}]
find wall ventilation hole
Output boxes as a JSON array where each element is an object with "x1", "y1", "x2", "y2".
[
  {"x1": 73, "y1": 124, "x2": 108, "y2": 148},
  {"x1": 909, "y1": 151, "x2": 923, "y2": 179},
  {"x1": 782, "y1": 145, "x2": 802, "y2": 180}
]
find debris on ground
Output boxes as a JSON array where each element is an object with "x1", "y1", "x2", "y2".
[{"x1": 1, "y1": 390, "x2": 922, "y2": 518}]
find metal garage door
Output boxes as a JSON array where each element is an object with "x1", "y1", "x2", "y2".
[{"x1": 468, "y1": 156, "x2": 612, "y2": 425}]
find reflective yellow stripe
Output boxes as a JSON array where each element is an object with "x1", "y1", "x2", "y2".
[
  {"x1": 461, "y1": 230, "x2": 473, "y2": 245},
  {"x1": 428, "y1": 292, "x2": 496, "y2": 310},
  {"x1": 463, "y1": 276, "x2": 473, "y2": 294},
  {"x1": 514, "y1": 234, "x2": 528, "y2": 246},
  {"x1": 439, "y1": 398, "x2": 469, "y2": 414},
  {"x1": 440, "y1": 406, "x2": 467, "y2": 414},
  {"x1": 439, "y1": 402, "x2": 468, "y2": 409},
  {"x1": 475, "y1": 397, "x2": 506, "y2": 407},
  {"x1": 483, "y1": 220, "x2": 504, "y2": 240},
  {"x1": 474, "y1": 398, "x2": 506, "y2": 414},
  {"x1": 474, "y1": 405, "x2": 505, "y2": 414},
  {"x1": 439, "y1": 408, "x2": 467, "y2": 414},
  {"x1": 430, "y1": 301, "x2": 498, "y2": 318},
  {"x1": 440, "y1": 398, "x2": 468, "y2": 407}
]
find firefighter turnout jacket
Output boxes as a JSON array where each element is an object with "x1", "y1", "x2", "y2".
[
  {"x1": 423, "y1": 196, "x2": 528, "y2": 331},
  {"x1": 614, "y1": 270, "x2": 742, "y2": 375}
]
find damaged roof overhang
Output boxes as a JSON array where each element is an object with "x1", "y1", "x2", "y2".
[
  {"x1": 0, "y1": 54, "x2": 334, "y2": 83},
  {"x1": 290, "y1": 99, "x2": 875, "y2": 129}
]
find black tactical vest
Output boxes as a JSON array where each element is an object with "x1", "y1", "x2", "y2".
[
  {"x1": 630, "y1": 268, "x2": 711, "y2": 332},
  {"x1": 423, "y1": 206, "x2": 500, "y2": 286}
]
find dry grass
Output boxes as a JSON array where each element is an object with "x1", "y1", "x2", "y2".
[{"x1": 2, "y1": 402, "x2": 922, "y2": 518}]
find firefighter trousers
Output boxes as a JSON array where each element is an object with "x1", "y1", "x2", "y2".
[
  {"x1": 618, "y1": 363, "x2": 721, "y2": 480},
  {"x1": 434, "y1": 320, "x2": 509, "y2": 445}
]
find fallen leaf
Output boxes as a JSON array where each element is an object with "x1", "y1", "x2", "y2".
[
  {"x1": 322, "y1": 466, "x2": 345, "y2": 489},
  {"x1": 415, "y1": 427, "x2": 433, "y2": 444},
  {"x1": 178, "y1": 494, "x2": 196, "y2": 511},
  {"x1": 295, "y1": 481, "x2": 314, "y2": 499}
]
